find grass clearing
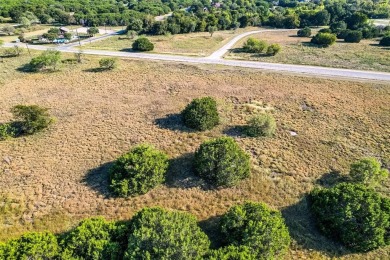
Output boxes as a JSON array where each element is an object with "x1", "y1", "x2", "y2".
[
  {"x1": 82, "y1": 27, "x2": 258, "y2": 56},
  {"x1": 0, "y1": 52, "x2": 389, "y2": 258},
  {"x1": 225, "y1": 30, "x2": 390, "y2": 72}
]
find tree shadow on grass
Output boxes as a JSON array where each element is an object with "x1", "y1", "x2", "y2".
[
  {"x1": 83, "y1": 67, "x2": 107, "y2": 73},
  {"x1": 314, "y1": 170, "x2": 349, "y2": 188},
  {"x1": 83, "y1": 161, "x2": 115, "y2": 198},
  {"x1": 199, "y1": 215, "x2": 224, "y2": 249},
  {"x1": 282, "y1": 197, "x2": 351, "y2": 258},
  {"x1": 154, "y1": 113, "x2": 194, "y2": 133},
  {"x1": 165, "y1": 153, "x2": 211, "y2": 190},
  {"x1": 222, "y1": 125, "x2": 246, "y2": 137}
]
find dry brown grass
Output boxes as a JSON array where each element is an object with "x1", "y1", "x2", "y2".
[
  {"x1": 0, "y1": 54, "x2": 389, "y2": 259},
  {"x1": 225, "y1": 30, "x2": 390, "y2": 72}
]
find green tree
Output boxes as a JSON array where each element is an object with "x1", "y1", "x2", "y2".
[
  {"x1": 346, "y1": 12, "x2": 368, "y2": 30},
  {"x1": 181, "y1": 96, "x2": 219, "y2": 131},
  {"x1": 344, "y1": 30, "x2": 363, "y2": 43},
  {"x1": 110, "y1": 144, "x2": 169, "y2": 197},
  {"x1": 125, "y1": 207, "x2": 210, "y2": 259},
  {"x1": 132, "y1": 37, "x2": 154, "y2": 51},
  {"x1": 349, "y1": 157, "x2": 388, "y2": 186},
  {"x1": 194, "y1": 137, "x2": 250, "y2": 187},
  {"x1": 61, "y1": 217, "x2": 127, "y2": 259},
  {"x1": 28, "y1": 49, "x2": 62, "y2": 72},
  {"x1": 19, "y1": 17, "x2": 31, "y2": 28},
  {"x1": 208, "y1": 25, "x2": 218, "y2": 37},
  {"x1": 266, "y1": 44, "x2": 281, "y2": 56},
  {"x1": 309, "y1": 183, "x2": 390, "y2": 252},
  {"x1": 380, "y1": 35, "x2": 390, "y2": 46},
  {"x1": 311, "y1": 32, "x2": 336, "y2": 47},
  {"x1": 11, "y1": 105, "x2": 53, "y2": 135},
  {"x1": 297, "y1": 27, "x2": 311, "y2": 37},
  {"x1": 220, "y1": 202, "x2": 291, "y2": 259},
  {"x1": 126, "y1": 30, "x2": 137, "y2": 39},
  {"x1": 246, "y1": 114, "x2": 276, "y2": 137},
  {"x1": 87, "y1": 27, "x2": 99, "y2": 36},
  {"x1": 99, "y1": 58, "x2": 117, "y2": 70},
  {"x1": 243, "y1": 37, "x2": 267, "y2": 53}
]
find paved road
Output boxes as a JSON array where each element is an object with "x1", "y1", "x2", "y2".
[{"x1": 3, "y1": 29, "x2": 390, "y2": 81}]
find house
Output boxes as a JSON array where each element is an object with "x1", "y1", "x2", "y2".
[{"x1": 59, "y1": 27, "x2": 70, "y2": 34}]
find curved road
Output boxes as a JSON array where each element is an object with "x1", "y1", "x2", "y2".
[{"x1": 3, "y1": 29, "x2": 390, "y2": 81}]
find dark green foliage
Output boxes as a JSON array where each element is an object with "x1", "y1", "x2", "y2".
[
  {"x1": 349, "y1": 157, "x2": 388, "y2": 186},
  {"x1": 242, "y1": 37, "x2": 267, "y2": 53},
  {"x1": 28, "y1": 49, "x2": 61, "y2": 72},
  {"x1": 330, "y1": 21, "x2": 347, "y2": 34},
  {"x1": 181, "y1": 96, "x2": 219, "y2": 131},
  {"x1": 125, "y1": 207, "x2": 210, "y2": 259},
  {"x1": 109, "y1": 144, "x2": 169, "y2": 197},
  {"x1": 87, "y1": 27, "x2": 99, "y2": 36},
  {"x1": 309, "y1": 183, "x2": 390, "y2": 252},
  {"x1": 61, "y1": 217, "x2": 127, "y2": 259},
  {"x1": 346, "y1": 12, "x2": 368, "y2": 30},
  {"x1": 99, "y1": 58, "x2": 117, "y2": 70},
  {"x1": 132, "y1": 37, "x2": 154, "y2": 51},
  {"x1": 246, "y1": 114, "x2": 276, "y2": 137},
  {"x1": 380, "y1": 35, "x2": 390, "y2": 46},
  {"x1": 344, "y1": 30, "x2": 363, "y2": 43},
  {"x1": 1, "y1": 232, "x2": 59, "y2": 259},
  {"x1": 297, "y1": 27, "x2": 311, "y2": 37},
  {"x1": 11, "y1": 105, "x2": 53, "y2": 135},
  {"x1": 311, "y1": 32, "x2": 337, "y2": 47},
  {"x1": 194, "y1": 137, "x2": 250, "y2": 187},
  {"x1": 266, "y1": 44, "x2": 281, "y2": 56},
  {"x1": 206, "y1": 245, "x2": 255, "y2": 260},
  {"x1": 220, "y1": 202, "x2": 291, "y2": 259},
  {"x1": 318, "y1": 28, "x2": 332, "y2": 34},
  {"x1": 0, "y1": 123, "x2": 16, "y2": 140}
]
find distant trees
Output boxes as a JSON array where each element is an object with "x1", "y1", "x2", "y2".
[
  {"x1": 297, "y1": 27, "x2": 311, "y2": 37},
  {"x1": 310, "y1": 183, "x2": 390, "y2": 252},
  {"x1": 311, "y1": 32, "x2": 337, "y2": 47},
  {"x1": 126, "y1": 207, "x2": 210, "y2": 259},
  {"x1": 194, "y1": 137, "x2": 250, "y2": 187},
  {"x1": 28, "y1": 50, "x2": 61, "y2": 72},
  {"x1": 181, "y1": 97, "x2": 220, "y2": 131},
  {"x1": 99, "y1": 58, "x2": 117, "y2": 70},
  {"x1": 220, "y1": 202, "x2": 291, "y2": 259},
  {"x1": 109, "y1": 144, "x2": 169, "y2": 197},
  {"x1": 132, "y1": 37, "x2": 154, "y2": 51}
]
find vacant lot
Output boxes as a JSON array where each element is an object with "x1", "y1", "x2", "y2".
[
  {"x1": 0, "y1": 53, "x2": 389, "y2": 259},
  {"x1": 83, "y1": 28, "x2": 256, "y2": 56},
  {"x1": 225, "y1": 30, "x2": 390, "y2": 72}
]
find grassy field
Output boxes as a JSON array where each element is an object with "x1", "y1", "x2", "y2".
[
  {"x1": 82, "y1": 28, "x2": 257, "y2": 56},
  {"x1": 225, "y1": 30, "x2": 390, "y2": 72},
  {"x1": 0, "y1": 51, "x2": 389, "y2": 259}
]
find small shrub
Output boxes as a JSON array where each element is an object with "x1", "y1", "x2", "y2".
[
  {"x1": 28, "y1": 49, "x2": 61, "y2": 72},
  {"x1": 125, "y1": 207, "x2": 210, "y2": 259},
  {"x1": 311, "y1": 32, "x2": 336, "y2": 47},
  {"x1": 0, "y1": 123, "x2": 16, "y2": 140},
  {"x1": 344, "y1": 30, "x2": 363, "y2": 43},
  {"x1": 181, "y1": 96, "x2": 219, "y2": 131},
  {"x1": 194, "y1": 137, "x2": 250, "y2": 187},
  {"x1": 318, "y1": 28, "x2": 332, "y2": 34},
  {"x1": 206, "y1": 245, "x2": 255, "y2": 260},
  {"x1": 220, "y1": 202, "x2": 291, "y2": 259},
  {"x1": 99, "y1": 57, "x2": 117, "y2": 70},
  {"x1": 379, "y1": 35, "x2": 390, "y2": 46},
  {"x1": 246, "y1": 113, "x2": 276, "y2": 137},
  {"x1": 297, "y1": 27, "x2": 311, "y2": 37},
  {"x1": 109, "y1": 144, "x2": 169, "y2": 197},
  {"x1": 336, "y1": 29, "x2": 349, "y2": 39},
  {"x1": 243, "y1": 37, "x2": 267, "y2": 53},
  {"x1": 11, "y1": 105, "x2": 53, "y2": 135},
  {"x1": 349, "y1": 157, "x2": 388, "y2": 186},
  {"x1": 61, "y1": 217, "x2": 127, "y2": 259},
  {"x1": 309, "y1": 183, "x2": 390, "y2": 252},
  {"x1": 266, "y1": 43, "x2": 281, "y2": 56},
  {"x1": 132, "y1": 37, "x2": 154, "y2": 51}
]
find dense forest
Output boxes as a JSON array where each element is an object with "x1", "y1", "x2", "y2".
[{"x1": 0, "y1": 0, "x2": 389, "y2": 34}]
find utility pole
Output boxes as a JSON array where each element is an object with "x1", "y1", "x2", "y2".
[{"x1": 25, "y1": 43, "x2": 31, "y2": 57}]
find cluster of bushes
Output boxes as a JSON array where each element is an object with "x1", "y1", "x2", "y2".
[
  {"x1": 242, "y1": 37, "x2": 281, "y2": 56},
  {"x1": 0, "y1": 105, "x2": 53, "y2": 140},
  {"x1": 310, "y1": 158, "x2": 389, "y2": 252},
  {"x1": 0, "y1": 202, "x2": 290, "y2": 259},
  {"x1": 28, "y1": 50, "x2": 62, "y2": 72}
]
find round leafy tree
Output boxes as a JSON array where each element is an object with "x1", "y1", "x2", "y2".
[
  {"x1": 126, "y1": 207, "x2": 210, "y2": 259},
  {"x1": 132, "y1": 37, "x2": 154, "y2": 51},
  {"x1": 110, "y1": 144, "x2": 169, "y2": 197},
  {"x1": 220, "y1": 202, "x2": 291, "y2": 259},
  {"x1": 61, "y1": 217, "x2": 127, "y2": 259},
  {"x1": 1, "y1": 232, "x2": 59, "y2": 259},
  {"x1": 350, "y1": 157, "x2": 388, "y2": 186},
  {"x1": 344, "y1": 30, "x2": 363, "y2": 43},
  {"x1": 309, "y1": 183, "x2": 390, "y2": 252},
  {"x1": 297, "y1": 27, "x2": 311, "y2": 37},
  {"x1": 266, "y1": 44, "x2": 281, "y2": 56},
  {"x1": 246, "y1": 114, "x2": 276, "y2": 137},
  {"x1": 311, "y1": 32, "x2": 336, "y2": 47},
  {"x1": 194, "y1": 137, "x2": 250, "y2": 187},
  {"x1": 181, "y1": 96, "x2": 220, "y2": 131},
  {"x1": 206, "y1": 245, "x2": 255, "y2": 260}
]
